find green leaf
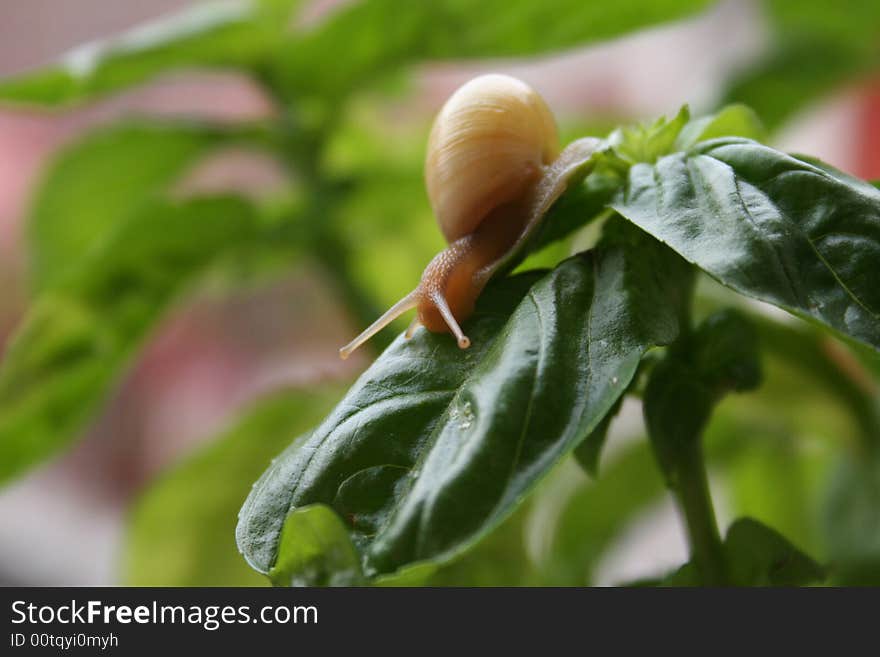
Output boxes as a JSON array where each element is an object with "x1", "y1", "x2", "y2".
[
  {"x1": 428, "y1": 0, "x2": 714, "y2": 56},
  {"x1": 644, "y1": 310, "x2": 761, "y2": 482},
  {"x1": 665, "y1": 518, "x2": 825, "y2": 586},
  {"x1": 420, "y1": 500, "x2": 537, "y2": 586},
  {"x1": 273, "y1": 0, "x2": 714, "y2": 99},
  {"x1": 572, "y1": 346, "x2": 665, "y2": 478},
  {"x1": 723, "y1": 518, "x2": 825, "y2": 586},
  {"x1": 666, "y1": 518, "x2": 825, "y2": 586},
  {"x1": 124, "y1": 389, "x2": 340, "y2": 586},
  {"x1": 721, "y1": 41, "x2": 874, "y2": 131},
  {"x1": 822, "y1": 451, "x2": 880, "y2": 585},
  {"x1": 572, "y1": 394, "x2": 623, "y2": 477},
  {"x1": 613, "y1": 138, "x2": 880, "y2": 351},
  {"x1": 748, "y1": 310, "x2": 880, "y2": 446},
  {"x1": 642, "y1": 310, "x2": 762, "y2": 586},
  {"x1": 0, "y1": 0, "x2": 298, "y2": 106},
  {"x1": 762, "y1": 0, "x2": 880, "y2": 46},
  {"x1": 0, "y1": 197, "x2": 259, "y2": 484},
  {"x1": 675, "y1": 104, "x2": 766, "y2": 150},
  {"x1": 721, "y1": 0, "x2": 880, "y2": 129},
  {"x1": 237, "y1": 220, "x2": 692, "y2": 583},
  {"x1": 269, "y1": 504, "x2": 365, "y2": 587},
  {"x1": 691, "y1": 309, "x2": 762, "y2": 393},
  {"x1": 429, "y1": 443, "x2": 669, "y2": 586},
  {"x1": 527, "y1": 170, "x2": 621, "y2": 257},
  {"x1": 610, "y1": 106, "x2": 690, "y2": 165},
  {"x1": 547, "y1": 444, "x2": 666, "y2": 585},
  {"x1": 29, "y1": 121, "x2": 231, "y2": 291},
  {"x1": 644, "y1": 361, "x2": 715, "y2": 487}
]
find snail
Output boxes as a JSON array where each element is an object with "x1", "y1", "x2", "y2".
[{"x1": 340, "y1": 74, "x2": 602, "y2": 359}]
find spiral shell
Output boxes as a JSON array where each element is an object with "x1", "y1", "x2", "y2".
[{"x1": 425, "y1": 74, "x2": 560, "y2": 243}]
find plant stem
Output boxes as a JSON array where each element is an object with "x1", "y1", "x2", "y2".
[
  {"x1": 264, "y1": 90, "x2": 394, "y2": 355},
  {"x1": 672, "y1": 441, "x2": 727, "y2": 586}
]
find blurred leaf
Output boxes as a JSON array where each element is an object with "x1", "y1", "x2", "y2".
[
  {"x1": 721, "y1": 426, "x2": 827, "y2": 559},
  {"x1": 691, "y1": 310, "x2": 762, "y2": 393},
  {"x1": 722, "y1": 0, "x2": 880, "y2": 129},
  {"x1": 273, "y1": 0, "x2": 714, "y2": 99},
  {"x1": 763, "y1": 0, "x2": 880, "y2": 45},
  {"x1": 695, "y1": 281, "x2": 880, "y2": 446},
  {"x1": 722, "y1": 41, "x2": 875, "y2": 131},
  {"x1": 424, "y1": 443, "x2": 669, "y2": 586},
  {"x1": 610, "y1": 106, "x2": 690, "y2": 165},
  {"x1": 544, "y1": 444, "x2": 666, "y2": 585},
  {"x1": 725, "y1": 516, "x2": 827, "y2": 586},
  {"x1": 237, "y1": 222, "x2": 692, "y2": 583},
  {"x1": 29, "y1": 121, "x2": 235, "y2": 291},
  {"x1": 665, "y1": 518, "x2": 825, "y2": 586},
  {"x1": 269, "y1": 504, "x2": 365, "y2": 586},
  {"x1": 396, "y1": 446, "x2": 665, "y2": 586},
  {"x1": 0, "y1": 197, "x2": 259, "y2": 484},
  {"x1": 675, "y1": 104, "x2": 767, "y2": 150},
  {"x1": 415, "y1": 443, "x2": 670, "y2": 586},
  {"x1": 822, "y1": 451, "x2": 880, "y2": 585},
  {"x1": 848, "y1": 338, "x2": 880, "y2": 385},
  {"x1": 644, "y1": 310, "x2": 761, "y2": 483},
  {"x1": 573, "y1": 394, "x2": 623, "y2": 477},
  {"x1": 613, "y1": 138, "x2": 880, "y2": 352},
  {"x1": 422, "y1": 501, "x2": 538, "y2": 586},
  {"x1": 694, "y1": 305, "x2": 864, "y2": 557},
  {"x1": 124, "y1": 388, "x2": 340, "y2": 586},
  {"x1": 643, "y1": 310, "x2": 762, "y2": 585},
  {"x1": 0, "y1": 0, "x2": 299, "y2": 106}
]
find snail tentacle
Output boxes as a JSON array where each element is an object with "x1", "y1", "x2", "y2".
[
  {"x1": 404, "y1": 316, "x2": 421, "y2": 340},
  {"x1": 339, "y1": 291, "x2": 420, "y2": 360},
  {"x1": 428, "y1": 290, "x2": 471, "y2": 349}
]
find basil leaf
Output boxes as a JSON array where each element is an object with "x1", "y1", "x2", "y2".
[
  {"x1": 613, "y1": 138, "x2": 880, "y2": 351},
  {"x1": 573, "y1": 394, "x2": 623, "y2": 477},
  {"x1": 610, "y1": 106, "x2": 690, "y2": 165},
  {"x1": 675, "y1": 104, "x2": 766, "y2": 150},
  {"x1": 237, "y1": 219, "x2": 691, "y2": 582},
  {"x1": 665, "y1": 518, "x2": 826, "y2": 586},
  {"x1": 268, "y1": 504, "x2": 365, "y2": 587}
]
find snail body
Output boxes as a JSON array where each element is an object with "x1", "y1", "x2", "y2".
[{"x1": 340, "y1": 74, "x2": 601, "y2": 359}]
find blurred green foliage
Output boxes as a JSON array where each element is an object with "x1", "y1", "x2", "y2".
[
  {"x1": 29, "y1": 121, "x2": 238, "y2": 291},
  {"x1": 722, "y1": 0, "x2": 880, "y2": 129},
  {"x1": 124, "y1": 388, "x2": 340, "y2": 586},
  {"x1": 0, "y1": 0, "x2": 877, "y2": 587}
]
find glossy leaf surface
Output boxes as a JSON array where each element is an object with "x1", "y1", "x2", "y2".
[
  {"x1": 614, "y1": 138, "x2": 880, "y2": 351},
  {"x1": 238, "y1": 222, "x2": 692, "y2": 582}
]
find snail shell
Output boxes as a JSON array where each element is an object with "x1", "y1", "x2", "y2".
[
  {"x1": 425, "y1": 74, "x2": 560, "y2": 242},
  {"x1": 340, "y1": 74, "x2": 601, "y2": 359}
]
